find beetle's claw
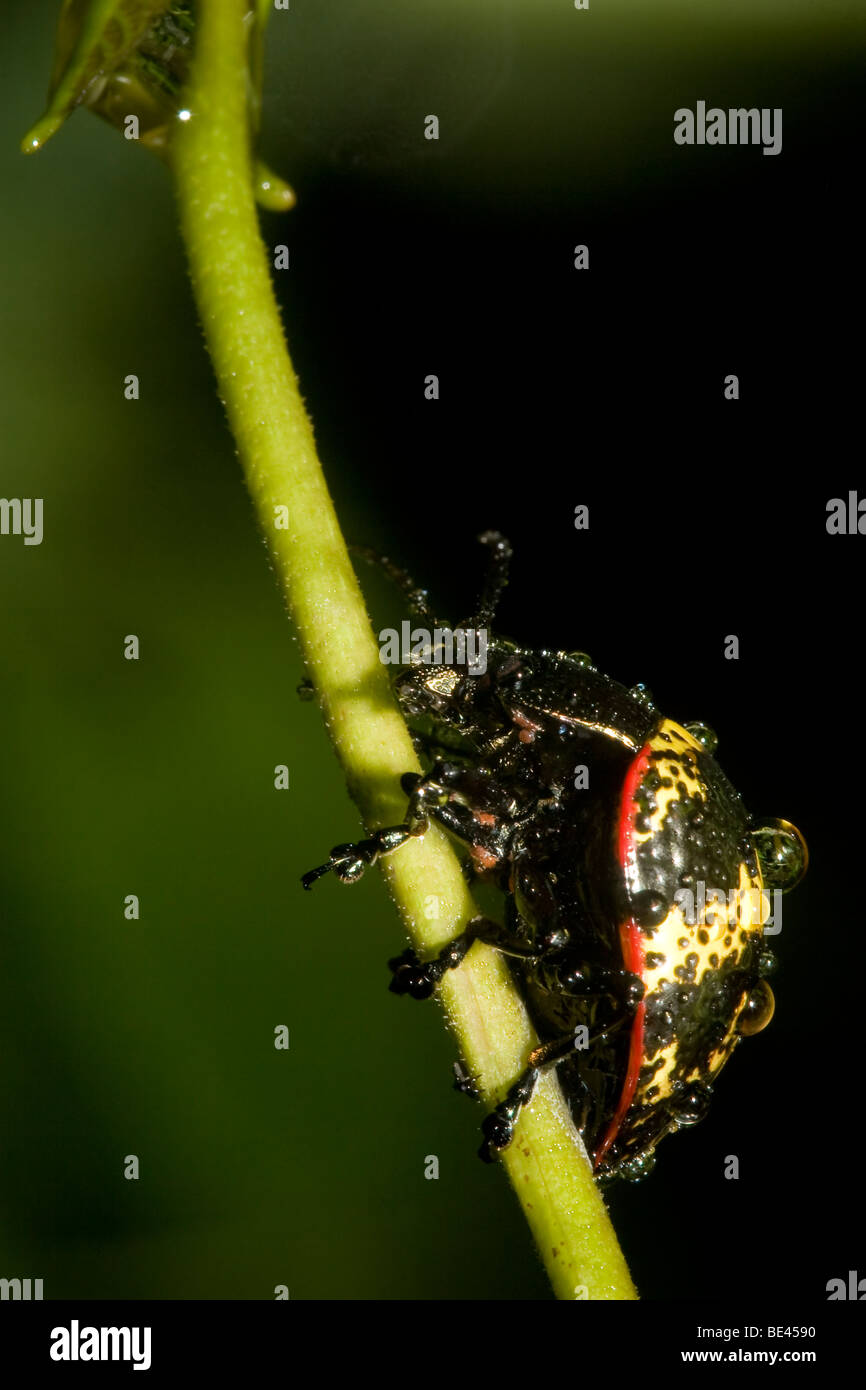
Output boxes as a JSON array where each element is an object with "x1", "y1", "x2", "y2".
[
  {"x1": 301, "y1": 861, "x2": 334, "y2": 890},
  {"x1": 479, "y1": 1110, "x2": 513, "y2": 1161},
  {"x1": 388, "y1": 948, "x2": 435, "y2": 999},
  {"x1": 302, "y1": 840, "x2": 379, "y2": 890},
  {"x1": 453, "y1": 1060, "x2": 481, "y2": 1100}
]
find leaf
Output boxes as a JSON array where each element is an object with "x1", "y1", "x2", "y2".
[
  {"x1": 22, "y1": 0, "x2": 170, "y2": 152},
  {"x1": 22, "y1": 0, "x2": 294, "y2": 211}
]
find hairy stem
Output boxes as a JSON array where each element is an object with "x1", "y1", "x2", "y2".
[{"x1": 170, "y1": 0, "x2": 637, "y2": 1301}]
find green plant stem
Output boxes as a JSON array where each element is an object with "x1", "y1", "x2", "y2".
[{"x1": 171, "y1": 0, "x2": 637, "y2": 1301}]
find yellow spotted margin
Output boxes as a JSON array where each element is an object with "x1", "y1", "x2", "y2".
[
  {"x1": 623, "y1": 721, "x2": 768, "y2": 1155},
  {"x1": 21, "y1": 0, "x2": 638, "y2": 1300}
]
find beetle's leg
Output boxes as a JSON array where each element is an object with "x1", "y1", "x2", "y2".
[
  {"x1": 536, "y1": 951, "x2": 645, "y2": 1012},
  {"x1": 300, "y1": 827, "x2": 413, "y2": 890},
  {"x1": 388, "y1": 914, "x2": 539, "y2": 999},
  {"x1": 403, "y1": 762, "x2": 518, "y2": 815},
  {"x1": 301, "y1": 772, "x2": 457, "y2": 889},
  {"x1": 477, "y1": 1001, "x2": 645, "y2": 1163},
  {"x1": 408, "y1": 726, "x2": 475, "y2": 766},
  {"x1": 401, "y1": 763, "x2": 523, "y2": 876},
  {"x1": 478, "y1": 1032, "x2": 581, "y2": 1162},
  {"x1": 302, "y1": 760, "x2": 515, "y2": 890},
  {"x1": 452, "y1": 1061, "x2": 481, "y2": 1100}
]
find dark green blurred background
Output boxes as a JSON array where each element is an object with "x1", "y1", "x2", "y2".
[{"x1": 1, "y1": 1, "x2": 863, "y2": 1299}]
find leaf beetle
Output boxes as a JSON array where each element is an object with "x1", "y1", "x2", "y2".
[{"x1": 303, "y1": 533, "x2": 807, "y2": 1182}]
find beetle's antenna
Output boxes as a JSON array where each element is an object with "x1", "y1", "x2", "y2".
[
  {"x1": 469, "y1": 530, "x2": 513, "y2": 627},
  {"x1": 350, "y1": 545, "x2": 447, "y2": 626}
]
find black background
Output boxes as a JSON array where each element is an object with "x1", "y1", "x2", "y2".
[{"x1": 281, "y1": 86, "x2": 861, "y2": 1299}]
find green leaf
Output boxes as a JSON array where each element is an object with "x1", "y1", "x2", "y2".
[
  {"x1": 21, "y1": 0, "x2": 170, "y2": 152},
  {"x1": 21, "y1": 0, "x2": 294, "y2": 211}
]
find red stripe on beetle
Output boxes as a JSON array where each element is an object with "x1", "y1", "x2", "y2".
[{"x1": 593, "y1": 740, "x2": 653, "y2": 1170}]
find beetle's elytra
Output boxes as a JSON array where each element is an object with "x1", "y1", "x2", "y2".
[{"x1": 302, "y1": 533, "x2": 807, "y2": 1182}]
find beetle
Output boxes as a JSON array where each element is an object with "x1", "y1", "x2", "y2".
[{"x1": 302, "y1": 532, "x2": 807, "y2": 1181}]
